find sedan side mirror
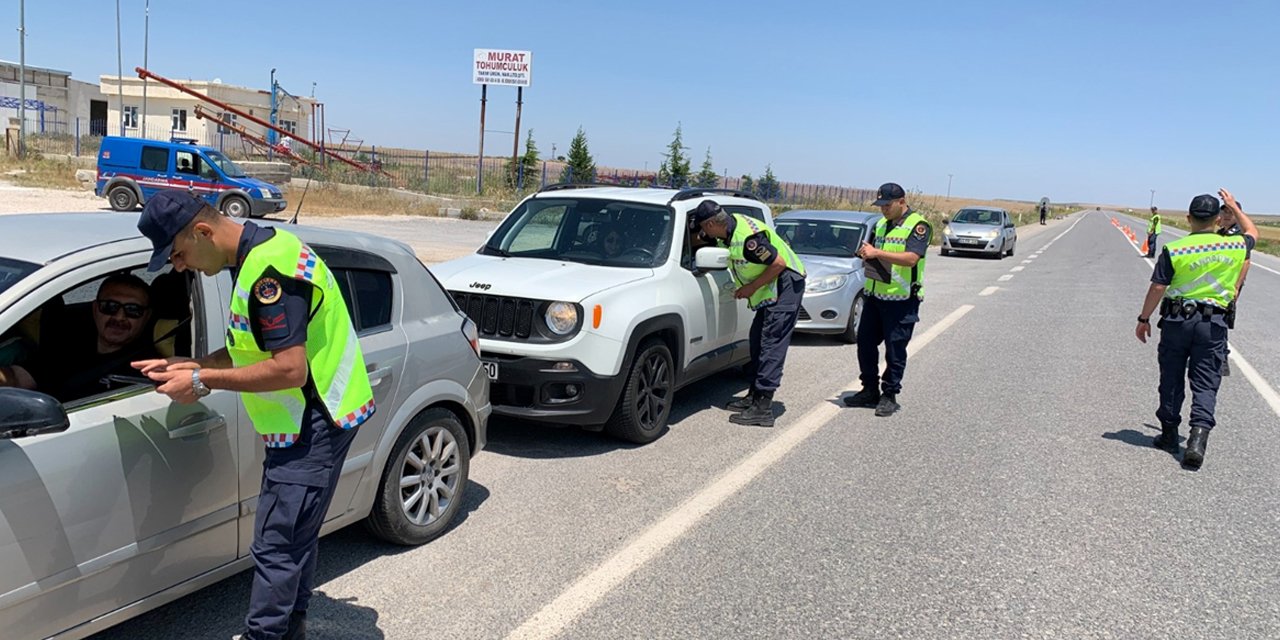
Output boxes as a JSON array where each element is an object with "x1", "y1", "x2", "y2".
[
  {"x1": 694, "y1": 247, "x2": 730, "y2": 271},
  {"x1": 0, "y1": 388, "x2": 70, "y2": 440}
]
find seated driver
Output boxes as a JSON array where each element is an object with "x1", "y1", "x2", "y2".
[{"x1": 0, "y1": 273, "x2": 161, "y2": 402}]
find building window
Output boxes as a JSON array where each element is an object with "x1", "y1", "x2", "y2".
[
  {"x1": 280, "y1": 120, "x2": 297, "y2": 134},
  {"x1": 123, "y1": 106, "x2": 139, "y2": 129},
  {"x1": 172, "y1": 108, "x2": 188, "y2": 132},
  {"x1": 217, "y1": 112, "x2": 237, "y2": 134}
]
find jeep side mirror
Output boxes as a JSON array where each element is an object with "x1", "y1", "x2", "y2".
[
  {"x1": 694, "y1": 247, "x2": 730, "y2": 271},
  {"x1": 0, "y1": 388, "x2": 70, "y2": 440}
]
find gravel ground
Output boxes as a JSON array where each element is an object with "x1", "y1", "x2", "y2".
[{"x1": 0, "y1": 181, "x2": 106, "y2": 215}]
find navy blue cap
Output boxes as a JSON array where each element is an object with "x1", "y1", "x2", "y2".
[
  {"x1": 873, "y1": 182, "x2": 906, "y2": 205},
  {"x1": 138, "y1": 190, "x2": 206, "y2": 271},
  {"x1": 689, "y1": 200, "x2": 723, "y2": 226},
  {"x1": 1188, "y1": 194, "x2": 1220, "y2": 219}
]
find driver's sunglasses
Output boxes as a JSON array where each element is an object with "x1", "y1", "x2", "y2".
[{"x1": 95, "y1": 299, "x2": 148, "y2": 319}]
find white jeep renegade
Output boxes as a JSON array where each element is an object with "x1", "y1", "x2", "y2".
[{"x1": 431, "y1": 185, "x2": 773, "y2": 444}]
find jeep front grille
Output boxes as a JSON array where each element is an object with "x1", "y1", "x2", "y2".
[{"x1": 450, "y1": 292, "x2": 537, "y2": 339}]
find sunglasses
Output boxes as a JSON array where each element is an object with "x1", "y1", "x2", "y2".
[{"x1": 95, "y1": 299, "x2": 148, "y2": 319}]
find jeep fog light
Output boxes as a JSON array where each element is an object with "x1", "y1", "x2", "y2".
[{"x1": 546, "y1": 302, "x2": 578, "y2": 335}]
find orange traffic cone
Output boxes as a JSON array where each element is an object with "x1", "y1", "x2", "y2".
[{"x1": 1141, "y1": 237, "x2": 1149, "y2": 254}]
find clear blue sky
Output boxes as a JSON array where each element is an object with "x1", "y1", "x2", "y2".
[{"x1": 5, "y1": 0, "x2": 1278, "y2": 211}]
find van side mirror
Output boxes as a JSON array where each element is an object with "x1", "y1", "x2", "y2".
[
  {"x1": 0, "y1": 388, "x2": 70, "y2": 439},
  {"x1": 694, "y1": 247, "x2": 730, "y2": 271}
]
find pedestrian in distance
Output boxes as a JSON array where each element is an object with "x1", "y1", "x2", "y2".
[
  {"x1": 691, "y1": 200, "x2": 807, "y2": 428},
  {"x1": 1216, "y1": 197, "x2": 1252, "y2": 377},
  {"x1": 842, "y1": 182, "x2": 931, "y2": 417},
  {"x1": 1135, "y1": 189, "x2": 1256, "y2": 469},
  {"x1": 1146, "y1": 205, "x2": 1162, "y2": 258},
  {"x1": 132, "y1": 191, "x2": 376, "y2": 640}
]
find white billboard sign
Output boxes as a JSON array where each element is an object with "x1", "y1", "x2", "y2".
[{"x1": 473, "y1": 49, "x2": 532, "y2": 87}]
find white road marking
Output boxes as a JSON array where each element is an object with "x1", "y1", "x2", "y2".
[
  {"x1": 998, "y1": 274, "x2": 1014, "y2": 282},
  {"x1": 505, "y1": 308, "x2": 975, "y2": 640},
  {"x1": 1011, "y1": 266, "x2": 1025, "y2": 272},
  {"x1": 979, "y1": 286, "x2": 999, "y2": 296},
  {"x1": 1228, "y1": 344, "x2": 1280, "y2": 418},
  {"x1": 1022, "y1": 260, "x2": 1033, "y2": 264},
  {"x1": 1251, "y1": 262, "x2": 1280, "y2": 276},
  {"x1": 1028, "y1": 255, "x2": 1039, "y2": 259}
]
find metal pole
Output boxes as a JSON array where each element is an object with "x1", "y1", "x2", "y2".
[
  {"x1": 512, "y1": 86, "x2": 523, "y2": 178},
  {"x1": 75, "y1": 117, "x2": 79, "y2": 156},
  {"x1": 946, "y1": 174, "x2": 953, "y2": 200},
  {"x1": 268, "y1": 68, "x2": 276, "y2": 159},
  {"x1": 115, "y1": 0, "x2": 124, "y2": 136},
  {"x1": 142, "y1": 0, "x2": 149, "y2": 137},
  {"x1": 17, "y1": 0, "x2": 25, "y2": 157},
  {"x1": 477, "y1": 84, "x2": 487, "y2": 194},
  {"x1": 1149, "y1": 189, "x2": 1155, "y2": 208}
]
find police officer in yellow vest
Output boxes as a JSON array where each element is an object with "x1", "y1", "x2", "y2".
[
  {"x1": 691, "y1": 200, "x2": 806, "y2": 428},
  {"x1": 132, "y1": 191, "x2": 374, "y2": 640},
  {"x1": 842, "y1": 182, "x2": 930, "y2": 417},
  {"x1": 1136, "y1": 189, "x2": 1256, "y2": 468},
  {"x1": 1146, "y1": 205, "x2": 1162, "y2": 258}
]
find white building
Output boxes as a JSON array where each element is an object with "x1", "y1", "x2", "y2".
[
  {"x1": 1, "y1": 60, "x2": 107, "y2": 134},
  {"x1": 98, "y1": 75, "x2": 315, "y2": 151}
]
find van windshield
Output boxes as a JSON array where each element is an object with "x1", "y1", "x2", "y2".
[{"x1": 205, "y1": 151, "x2": 247, "y2": 178}]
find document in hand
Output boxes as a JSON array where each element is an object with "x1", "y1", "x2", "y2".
[{"x1": 864, "y1": 257, "x2": 892, "y2": 283}]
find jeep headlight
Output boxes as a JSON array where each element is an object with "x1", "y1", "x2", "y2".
[
  {"x1": 984, "y1": 229, "x2": 1000, "y2": 239},
  {"x1": 545, "y1": 302, "x2": 579, "y2": 335},
  {"x1": 259, "y1": 187, "x2": 273, "y2": 199},
  {"x1": 806, "y1": 274, "x2": 849, "y2": 293}
]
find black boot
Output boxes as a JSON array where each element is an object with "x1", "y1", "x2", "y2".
[
  {"x1": 1151, "y1": 423, "x2": 1179, "y2": 453},
  {"x1": 874, "y1": 394, "x2": 900, "y2": 417},
  {"x1": 281, "y1": 610, "x2": 307, "y2": 640},
  {"x1": 842, "y1": 387, "x2": 880, "y2": 408},
  {"x1": 730, "y1": 390, "x2": 775, "y2": 427},
  {"x1": 726, "y1": 387, "x2": 756, "y2": 411},
  {"x1": 1183, "y1": 427, "x2": 1209, "y2": 468}
]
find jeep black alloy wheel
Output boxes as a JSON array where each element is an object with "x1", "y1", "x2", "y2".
[{"x1": 605, "y1": 339, "x2": 674, "y2": 444}]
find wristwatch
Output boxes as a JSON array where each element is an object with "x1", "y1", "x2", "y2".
[
  {"x1": 191, "y1": 369, "x2": 211, "y2": 398},
  {"x1": 1137, "y1": 316, "x2": 1150, "y2": 324}
]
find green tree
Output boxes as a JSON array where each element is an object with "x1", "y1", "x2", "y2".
[
  {"x1": 756, "y1": 165, "x2": 781, "y2": 201},
  {"x1": 693, "y1": 147, "x2": 719, "y2": 188},
  {"x1": 739, "y1": 174, "x2": 755, "y2": 195},
  {"x1": 507, "y1": 129, "x2": 540, "y2": 189},
  {"x1": 559, "y1": 127, "x2": 595, "y2": 184},
  {"x1": 656, "y1": 123, "x2": 691, "y2": 188}
]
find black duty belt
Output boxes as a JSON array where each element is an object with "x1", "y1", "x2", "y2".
[{"x1": 1161, "y1": 298, "x2": 1227, "y2": 319}]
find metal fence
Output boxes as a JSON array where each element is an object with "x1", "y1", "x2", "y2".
[{"x1": 11, "y1": 117, "x2": 878, "y2": 207}]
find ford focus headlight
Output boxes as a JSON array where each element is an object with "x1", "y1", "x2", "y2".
[
  {"x1": 545, "y1": 302, "x2": 579, "y2": 335},
  {"x1": 806, "y1": 274, "x2": 849, "y2": 293}
]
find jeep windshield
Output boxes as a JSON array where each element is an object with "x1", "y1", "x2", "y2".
[
  {"x1": 0, "y1": 257, "x2": 38, "y2": 296},
  {"x1": 205, "y1": 151, "x2": 248, "y2": 178},
  {"x1": 481, "y1": 197, "x2": 674, "y2": 268}
]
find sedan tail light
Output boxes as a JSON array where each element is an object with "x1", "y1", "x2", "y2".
[{"x1": 462, "y1": 316, "x2": 480, "y2": 356}]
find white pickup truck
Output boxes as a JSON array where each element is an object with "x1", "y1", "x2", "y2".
[{"x1": 431, "y1": 185, "x2": 773, "y2": 443}]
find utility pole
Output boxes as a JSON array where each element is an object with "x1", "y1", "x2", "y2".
[
  {"x1": 17, "y1": 0, "x2": 26, "y2": 158},
  {"x1": 946, "y1": 174, "x2": 954, "y2": 200},
  {"x1": 115, "y1": 0, "x2": 124, "y2": 136},
  {"x1": 268, "y1": 68, "x2": 277, "y2": 158},
  {"x1": 142, "y1": 0, "x2": 150, "y2": 137},
  {"x1": 1149, "y1": 189, "x2": 1155, "y2": 208}
]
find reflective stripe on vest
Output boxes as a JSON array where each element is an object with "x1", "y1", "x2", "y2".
[
  {"x1": 727, "y1": 214, "x2": 806, "y2": 310},
  {"x1": 1163, "y1": 233, "x2": 1246, "y2": 309},
  {"x1": 864, "y1": 212, "x2": 929, "y2": 301},
  {"x1": 227, "y1": 229, "x2": 375, "y2": 447}
]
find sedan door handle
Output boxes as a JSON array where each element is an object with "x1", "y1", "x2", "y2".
[
  {"x1": 367, "y1": 366, "x2": 392, "y2": 388},
  {"x1": 168, "y1": 414, "x2": 226, "y2": 439}
]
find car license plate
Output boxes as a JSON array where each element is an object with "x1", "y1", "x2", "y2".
[{"x1": 482, "y1": 360, "x2": 499, "y2": 381}]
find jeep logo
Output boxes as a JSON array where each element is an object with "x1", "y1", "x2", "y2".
[{"x1": 469, "y1": 282, "x2": 493, "y2": 291}]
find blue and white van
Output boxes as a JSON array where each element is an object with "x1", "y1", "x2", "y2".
[{"x1": 95, "y1": 137, "x2": 287, "y2": 218}]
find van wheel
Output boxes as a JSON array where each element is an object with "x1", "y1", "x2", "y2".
[
  {"x1": 365, "y1": 408, "x2": 471, "y2": 546},
  {"x1": 839, "y1": 293, "x2": 864, "y2": 344},
  {"x1": 220, "y1": 196, "x2": 250, "y2": 218},
  {"x1": 604, "y1": 338, "x2": 673, "y2": 444},
  {"x1": 108, "y1": 185, "x2": 138, "y2": 211}
]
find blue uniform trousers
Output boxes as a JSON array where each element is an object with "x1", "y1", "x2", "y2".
[
  {"x1": 245, "y1": 427, "x2": 357, "y2": 640},
  {"x1": 746, "y1": 272, "x2": 804, "y2": 393},
  {"x1": 857, "y1": 296, "x2": 921, "y2": 396},
  {"x1": 1157, "y1": 315, "x2": 1228, "y2": 431}
]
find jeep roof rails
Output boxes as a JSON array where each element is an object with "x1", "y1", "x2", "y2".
[{"x1": 668, "y1": 187, "x2": 760, "y2": 204}]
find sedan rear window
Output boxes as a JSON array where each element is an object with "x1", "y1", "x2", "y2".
[{"x1": 0, "y1": 257, "x2": 39, "y2": 295}]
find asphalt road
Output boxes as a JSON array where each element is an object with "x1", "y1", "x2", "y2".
[{"x1": 90, "y1": 211, "x2": 1280, "y2": 640}]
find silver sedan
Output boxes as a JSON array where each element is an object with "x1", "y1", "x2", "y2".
[
  {"x1": 0, "y1": 213, "x2": 489, "y2": 640},
  {"x1": 940, "y1": 207, "x2": 1018, "y2": 258},
  {"x1": 775, "y1": 210, "x2": 882, "y2": 343}
]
